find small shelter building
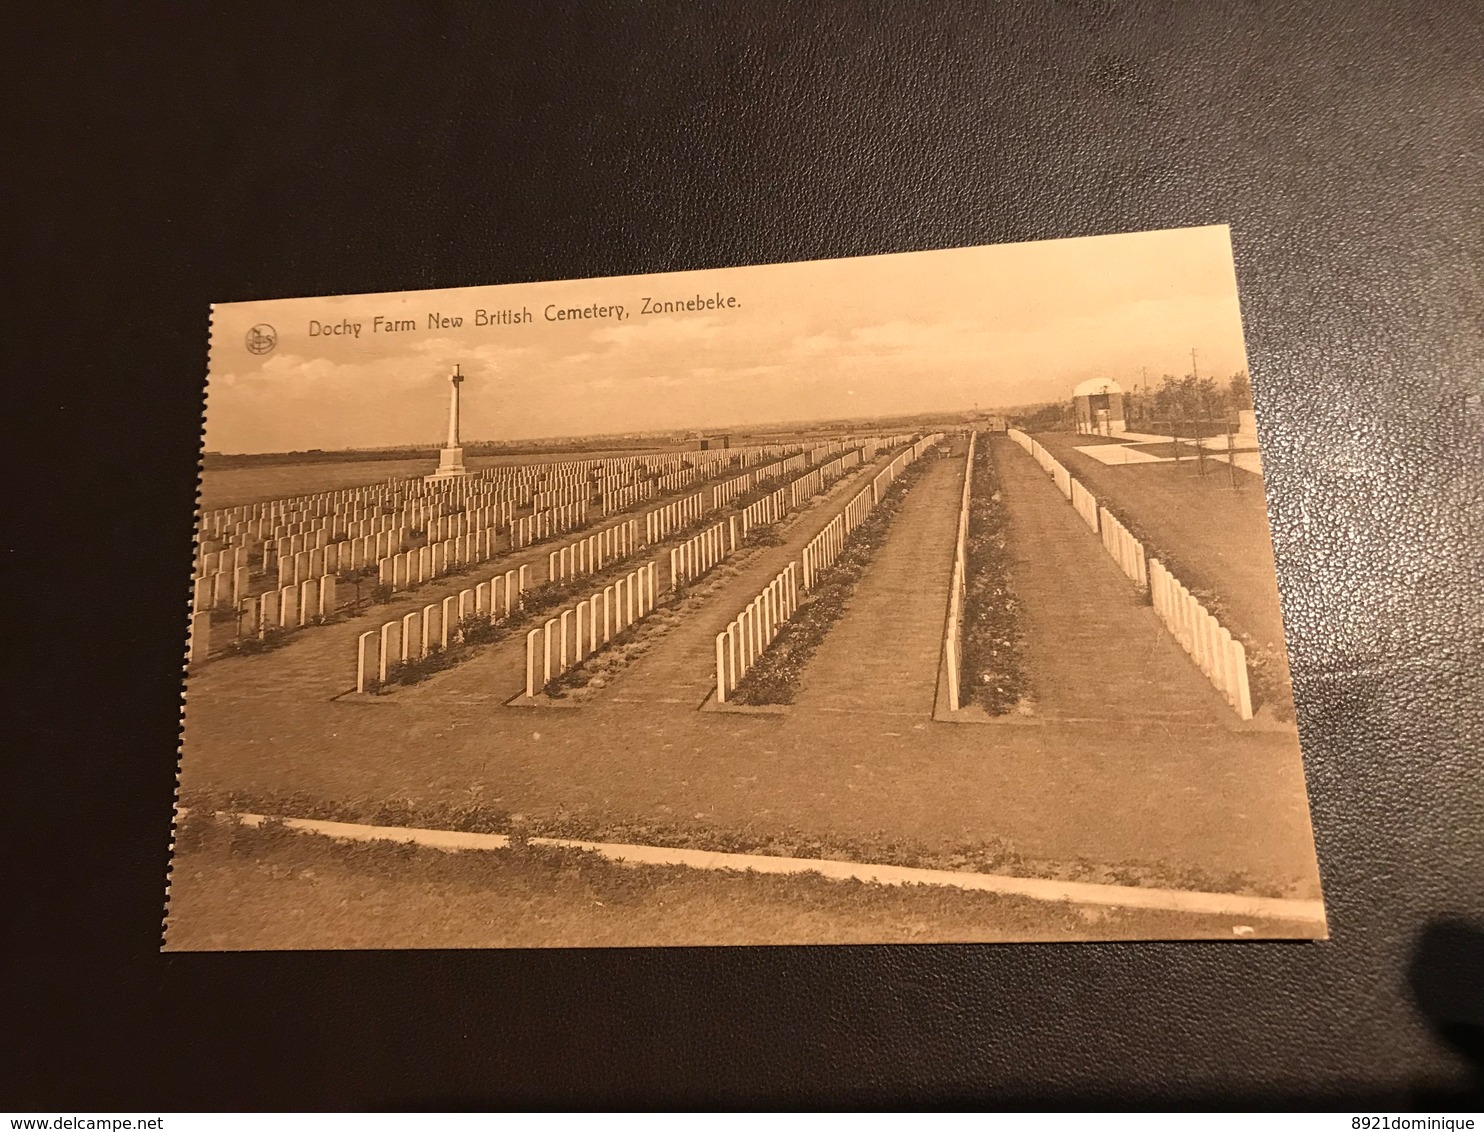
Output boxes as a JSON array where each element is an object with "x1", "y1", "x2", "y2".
[{"x1": 1072, "y1": 378, "x2": 1126, "y2": 436}]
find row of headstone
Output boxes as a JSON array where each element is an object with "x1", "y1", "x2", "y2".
[
  {"x1": 788, "y1": 466, "x2": 826, "y2": 508},
  {"x1": 547, "y1": 518, "x2": 641, "y2": 584},
  {"x1": 860, "y1": 434, "x2": 914, "y2": 460},
  {"x1": 653, "y1": 466, "x2": 699, "y2": 495},
  {"x1": 601, "y1": 478, "x2": 655, "y2": 515},
  {"x1": 870, "y1": 436, "x2": 939, "y2": 504},
  {"x1": 807, "y1": 439, "x2": 855, "y2": 465},
  {"x1": 525, "y1": 561, "x2": 660, "y2": 696},
  {"x1": 779, "y1": 444, "x2": 871, "y2": 513},
  {"x1": 202, "y1": 440, "x2": 807, "y2": 545},
  {"x1": 710, "y1": 468, "x2": 756, "y2": 510},
  {"x1": 644, "y1": 491, "x2": 708, "y2": 545},
  {"x1": 801, "y1": 469, "x2": 887, "y2": 591},
  {"x1": 1004, "y1": 427, "x2": 1254, "y2": 721},
  {"x1": 669, "y1": 518, "x2": 737, "y2": 589},
  {"x1": 943, "y1": 432, "x2": 980, "y2": 713},
  {"x1": 356, "y1": 567, "x2": 524, "y2": 692},
  {"x1": 1008, "y1": 429, "x2": 1074, "y2": 499},
  {"x1": 201, "y1": 440, "x2": 836, "y2": 661},
  {"x1": 773, "y1": 451, "x2": 809, "y2": 478},
  {"x1": 195, "y1": 544, "x2": 250, "y2": 579},
  {"x1": 192, "y1": 565, "x2": 252, "y2": 614},
  {"x1": 598, "y1": 466, "x2": 650, "y2": 493},
  {"x1": 421, "y1": 501, "x2": 514, "y2": 544},
  {"x1": 532, "y1": 482, "x2": 591, "y2": 511},
  {"x1": 377, "y1": 519, "x2": 536, "y2": 594},
  {"x1": 1070, "y1": 477, "x2": 1099, "y2": 532},
  {"x1": 1149, "y1": 558, "x2": 1254, "y2": 719},
  {"x1": 274, "y1": 531, "x2": 403, "y2": 586},
  {"x1": 1098, "y1": 506, "x2": 1149, "y2": 590},
  {"x1": 714, "y1": 561, "x2": 799, "y2": 703},
  {"x1": 199, "y1": 450, "x2": 605, "y2": 539},
  {"x1": 510, "y1": 501, "x2": 588, "y2": 550},
  {"x1": 709, "y1": 449, "x2": 805, "y2": 510},
  {"x1": 252, "y1": 574, "x2": 338, "y2": 635},
  {"x1": 739, "y1": 487, "x2": 789, "y2": 537}
]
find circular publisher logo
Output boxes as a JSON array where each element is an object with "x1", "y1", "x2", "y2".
[{"x1": 245, "y1": 324, "x2": 277, "y2": 355}]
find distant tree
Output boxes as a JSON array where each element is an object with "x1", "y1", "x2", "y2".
[
  {"x1": 1175, "y1": 374, "x2": 1200, "y2": 419},
  {"x1": 1153, "y1": 375, "x2": 1178, "y2": 419},
  {"x1": 1016, "y1": 402, "x2": 1066, "y2": 431},
  {"x1": 1196, "y1": 376, "x2": 1223, "y2": 417},
  {"x1": 1124, "y1": 388, "x2": 1144, "y2": 426},
  {"x1": 1229, "y1": 370, "x2": 1253, "y2": 410}
]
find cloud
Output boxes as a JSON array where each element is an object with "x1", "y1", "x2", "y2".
[{"x1": 204, "y1": 227, "x2": 1250, "y2": 451}]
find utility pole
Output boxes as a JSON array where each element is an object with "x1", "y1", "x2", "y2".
[{"x1": 1191, "y1": 348, "x2": 1198, "y2": 381}]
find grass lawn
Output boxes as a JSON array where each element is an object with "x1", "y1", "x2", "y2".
[
  {"x1": 1032, "y1": 430, "x2": 1293, "y2": 715},
  {"x1": 162, "y1": 818, "x2": 1318, "y2": 949}
]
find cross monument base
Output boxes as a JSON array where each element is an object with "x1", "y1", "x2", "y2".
[{"x1": 425, "y1": 446, "x2": 468, "y2": 482}]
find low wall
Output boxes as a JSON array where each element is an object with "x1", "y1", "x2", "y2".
[{"x1": 940, "y1": 431, "x2": 977, "y2": 713}]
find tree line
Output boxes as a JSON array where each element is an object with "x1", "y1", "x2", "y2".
[
  {"x1": 1015, "y1": 371, "x2": 1252, "y2": 432},
  {"x1": 1130, "y1": 370, "x2": 1252, "y2": 425}
]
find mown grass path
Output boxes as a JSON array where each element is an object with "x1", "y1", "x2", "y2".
[
  {"x1": 993, "y1": 435, "x2": 1233, "y2": 724},
  {"x1": 791, "y1": 448, "x2": 963, "y2": 717},
  {"x1": 1031, "y1": 429, "x2": 1292, "y2": 700}
]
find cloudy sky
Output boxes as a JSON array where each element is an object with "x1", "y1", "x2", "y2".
[{"x1": 205, "y1": 225, "x2": 1250, "y2": 453}]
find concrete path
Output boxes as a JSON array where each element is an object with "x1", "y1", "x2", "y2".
[
  {"x1": 1212, "y1": 449, "x2": 1264, "y2": 475},
  {"x1": 992, "y1": 436, "x2": 1234, "y2": 724},
  {"x1": 1074, "y1": 444, "x2": 1170, "y2": 465},
  {"x1": 791, "y1": 451, "x2": 962, "y2": 717}
]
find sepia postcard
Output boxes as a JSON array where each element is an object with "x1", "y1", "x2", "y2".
[{"x1": 165, "y1": 225, "x2": 1325, "y2": 949}]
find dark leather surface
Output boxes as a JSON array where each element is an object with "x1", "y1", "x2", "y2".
[{"x1": 5, "y1": 0, "x2": 1482, "y2": 1108}]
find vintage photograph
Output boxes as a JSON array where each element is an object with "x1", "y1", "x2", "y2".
[{"x1": 165, "y1": 225, "x2": 1325, "y2": 949}]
